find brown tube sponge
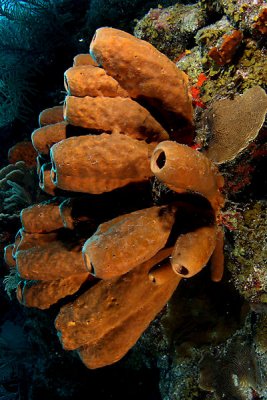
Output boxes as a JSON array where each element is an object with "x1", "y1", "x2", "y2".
[
  {"x1": 39, "y1": 106, "x2": 64, "y2": 127},
  {"x1": 16, "y1": 241, "x2": 87, "y2": 280},
  {"x1": 210, "y1": 227, "x2": 224, "y2": 282},
  {"x1": 32, "y1": 122, "x2": 67, "y2": 155},
  {"x1": 150, "y1": 141, "x2": 224, "y2": 214},
  {"x1": 59, "y1": 198, "x2": 76, "y2": 230},
  {"x1": 171, "y1": 226, "x2": 217, "y2": 278},
  {"x1": 78, "y1": 259, "x2": 181, "y2": 369},
  {"x1": 8, "y1": 141, "x2": 37, "y2": 168},
  {"x1": 21, "y1": 199, "x2": 64, "y2": 233},
  {"x1": 39, "y1": 163, "x2": 57, "y2": 195},
  {"x1": 82, "y1": 205, "x2": 176, "y2": 279},
  {"x1": 14, "y1": 230, "x2": 58, "y2": 253},
  {"x1": 16, "y1": 273, "x2": 89, "y2": 309},
  {"x1": 73, "y1": 53, "x2": 98, "y2": 67},
  {"x1": 50, "y1": 133, "x2": 154, "y2": 194},
  {"x1": 90, "y1": 27, "x2": 193, "y2": 143},
  {"x1": 64, "y1": 65, "x2": 129, "y2": 98},
  {"x1": 55, "y1": 248, "x2": 180, "y2": 365},
  {"x1": 64, "y1": 95, "x2": 168, "y2": 142}
]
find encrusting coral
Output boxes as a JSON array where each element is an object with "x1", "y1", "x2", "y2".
[{"x1": 4, "y1": 28, "x2": 226, "y2": 370}]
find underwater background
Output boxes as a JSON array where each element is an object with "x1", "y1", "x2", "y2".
[{"x1": 0, "y1": 0, "x2": 266, "y2": 399}]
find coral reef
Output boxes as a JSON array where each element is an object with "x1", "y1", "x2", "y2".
[
  {"x1": 199, "y1": 337, "x2": 262, "y2": 399},
  {"x1": 177, "y1": 19, "x2": 267, "y2": 106},
  {"x1": 0, "y1": 1, "x2": 266, "y2": 398},
  {"x1": 134, "y1": 3, "x2": 207, "y2": 60},
  {"x1": 138, "y1": 271, "x2": 245, "y2": 400},
  {"x1": 199, "y1": 312, "x2": 267, "y2": 400},
  {"x1": 204, "y1": 0, "x2": 266, "y2": 36},
  {"x1": 226, "y1": 200, "x2": 267, "y2": 304},
  {"x1": 86, "y1": 0, "x2": 180, "y2": 34},
  {"x1": 196, "y1": 16, "x2": 243, "y2": 66}
]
